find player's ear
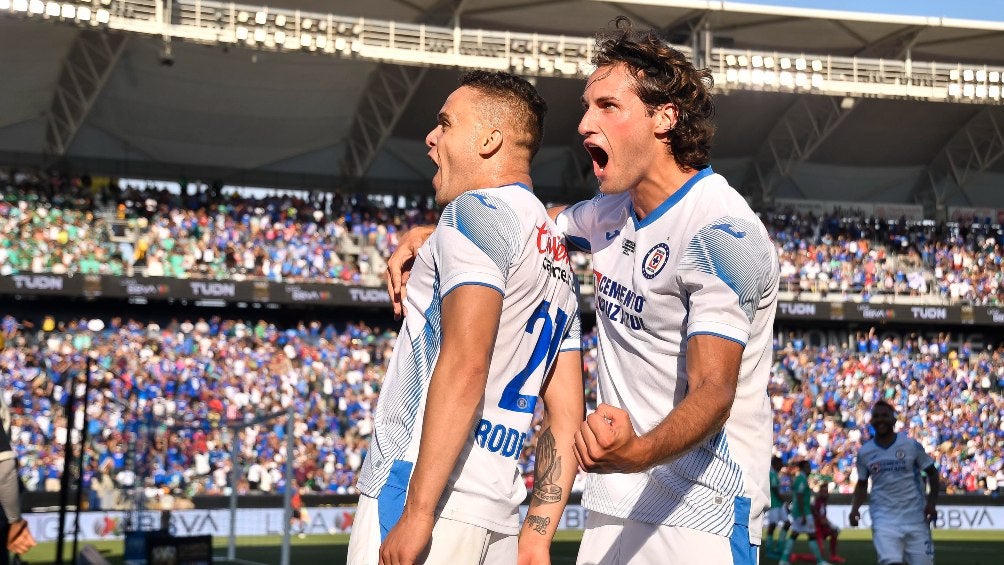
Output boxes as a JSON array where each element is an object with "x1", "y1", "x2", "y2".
[
  {"x1": 654, "y1": 103, "x2": 678, "y2": 136},
  {"x1": 480, "y1": 129, "x2": 503, "y2": 157}
]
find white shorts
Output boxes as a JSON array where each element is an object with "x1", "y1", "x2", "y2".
[
  {"x1": 873, "y1": 524, "x2": 934, "y2": 565},
  {"x1": 346, "y1": 494, "x2": 517, "y2": 565},
  {"x1": 576, "y1": 510, "x2": 758, "y2": 565},
  {"x1": 788, "y1": 515, "x2": 815, "y2": 535},
  {"x1": 766, "y1": 507, "x2": 788, "y2": 526}
]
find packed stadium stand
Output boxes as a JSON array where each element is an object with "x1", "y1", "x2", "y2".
[
  {"x1": 4, "y1": 172, "x2": 1001, "y2": 304},
  {"x1": 2, "y1": 0, "x2": 1004, "y2": 558}
]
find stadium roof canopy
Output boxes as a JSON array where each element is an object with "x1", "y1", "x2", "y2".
[{"x1": 3, "y1": 0, "x2": 1004, "y2": 214}]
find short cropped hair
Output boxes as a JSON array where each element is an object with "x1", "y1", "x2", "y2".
[
  {"x1": 873, "y1": 400, "x2": 897, "y2": 415},
  {"x1": 592, "y1": 16, "x2": 715, "y2": 170},
  {"x1": 460, "y1": 70, "x2": 548, "y2": 158}
]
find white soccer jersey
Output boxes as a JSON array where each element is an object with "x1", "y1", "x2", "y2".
[
  {"x1": 356, "y1": 183, "x2": 581, "y2": 536},
  {"x1": 856, "y1": 433, "x2": 936, "y2": 529},
  {"x1": 557, "y1": 167, "x2": 779, "y2": 543}
]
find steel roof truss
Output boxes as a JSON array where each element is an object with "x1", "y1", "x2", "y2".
[
  {"x1": 45, "y1": 30, "x2": 127, "y2": 158},
  {"x1": 742, "y1": 96, "x2": 853, "y2": 206},
  {"x1": 917, "y1": 108, "x2": 1004, "y2": 210}
]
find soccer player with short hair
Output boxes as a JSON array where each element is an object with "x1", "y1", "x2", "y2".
[
  {"x1": 849, "y1": 400, "x2": 938, "y2": 565},
  {"x1": 347, "y1": 70, "x2": 582, "y2": 565}
]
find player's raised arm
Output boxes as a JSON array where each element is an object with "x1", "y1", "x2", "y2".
[
  {"x1": 379, "y1": 285, "x2": 503, "y2": 564},
  {"x1": 518, "y1": 348, "x2": 584, "y2": 565},
  {"x1": 575, "y1": 333, "x2": 741, "y2": 473}
]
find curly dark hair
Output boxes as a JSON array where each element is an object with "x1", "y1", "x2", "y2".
[
  {"x1": 460, "y1": 70, "x2": 548, "y2": 158},
  {"x1": 593, "y1": 17, "x2": 715, "y2": 170}
]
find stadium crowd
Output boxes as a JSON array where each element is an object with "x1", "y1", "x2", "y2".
[
  {"x1": 1, "y1": 314, "x2": 1002, "y2": 509},
  {"x1": 2, "y1": 170, "x2": 1002, "y2": 304},
  {"x1": 0, "y1": 314, "x2": 392, "y2": 507},
  {"x1": 0, "y1": 171, "x2": 438, "y2": 284}
]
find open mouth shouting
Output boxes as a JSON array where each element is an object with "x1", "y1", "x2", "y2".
[{"x1": 584, "y1": 141, "x2": 609, "y2": 178}]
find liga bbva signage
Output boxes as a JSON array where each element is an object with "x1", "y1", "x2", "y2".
[{"x1": 20, "y1": 504, "x2": 1004, "y2": 542}]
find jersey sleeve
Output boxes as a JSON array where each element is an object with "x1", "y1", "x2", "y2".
[
  {"x1": 913, "y1": 439, "x2": 936, "y2": 471},
  {"x1": 856, "y1": 450, "x2": 870, "y2": 480},
  {"x1": 436, "y1": 191, "x2": 522, "y2": 297},
  {"x1": 559, "y1": 307, "x2": 582, "y2": 353},
  {"x1": 554, "y1": 197, "x2": 600, "y2": 252},
  {"x1": 678, "y1": 216, "x2": 778, "y2": 346}
]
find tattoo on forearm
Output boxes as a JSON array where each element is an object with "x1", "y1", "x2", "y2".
[
  {"x1": 531, "y1": 427, "x2": 563, "y2": 504},
  {"x1": 527, "y1": 515, "x2": 550, "y2": 535}
]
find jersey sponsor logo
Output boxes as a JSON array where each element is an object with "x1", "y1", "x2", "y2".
[
  {"x1": 868, "y1": 458, "x2": 908, "y2": 476},
  {"x1": 621, "y1": 240, "x2": 636, "y2": 255},
  {"x1": 594, "y1": 271, "x2": 646, "y2": 330},
  {"x1": 541, "y1": 257, "x2": 573, "y2": 285},
  {"x1": 605, "y1": 229, "x2": 621, "y2": 241},
  {"x1": 535, "y1": 224, "x2": 569, "y2": 263},
  {"x1": 641, "y1": 243, "x2": 670, "y2": 279},
  {"x1": 535, "y1": 224, "x2": 574, "y2": 284},
  {"x1": 896, "y1": 449, "x2": 906, "y2": 459},
  {"x1": 473, "y1": 418, "x2": 527, "y2": 460},
  {"x1": 711, "y1": 223, "x2": 747, "y2": 238}
]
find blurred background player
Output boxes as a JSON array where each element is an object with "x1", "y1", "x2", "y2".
[
  {"x1": 765, "y1": 456, "x2": 791, "y2": 558},
  {"x1": 778, "y1": 460, "x2": 830, "y2": 565},
  {"x1": 849, "y1": 400, "x2": 938, "y2": 565},
  {"x1": 290, "y1": 487, "x2": 307, "y2": 539},
  {"x1": 811, "y1": 483, "x2": 843, "y2": 564}
]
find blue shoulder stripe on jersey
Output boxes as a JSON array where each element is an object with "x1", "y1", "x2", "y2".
[
  {"x1": 442, "y1": 281, "x2": 504, "y2": 299},
  {"x1": 567, "y1": 234, "x2": 591, "y2": 252},
  {"x1": 632, "y1": 166, "x2": 714, "y2": 229},
  {"x1": 688, "y1": 331, "x2": 747, "y2": 348},
  {"x1": 680, "y1": 215, "x2": 776, "y2": 323},
  {"x1": 441, "y1": 192, "x2": 522, "y2": 275}
]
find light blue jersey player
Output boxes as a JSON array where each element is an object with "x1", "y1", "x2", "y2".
[
  {"x1": 348, "y1": 71, "x2": 582, "y2": 565},
  {"x1": 850, "y1": 401, "x2": 939, "y2": 565}
]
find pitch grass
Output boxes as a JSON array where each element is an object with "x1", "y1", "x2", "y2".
[{"x1": 25, "y1": 529, "x2": 1004, "y2": 564}]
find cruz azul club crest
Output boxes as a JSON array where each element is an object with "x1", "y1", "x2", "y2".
[{"x1": 642, "y1": 243, "x2": 670, "y2": 279}]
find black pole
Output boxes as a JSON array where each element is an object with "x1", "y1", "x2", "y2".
[
  {"x1": 72, "y1": 356, "x2": 93, "y2": 562},
  {"x1": 55, "y1": 362, "x2": 80, "y2": 565}
]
